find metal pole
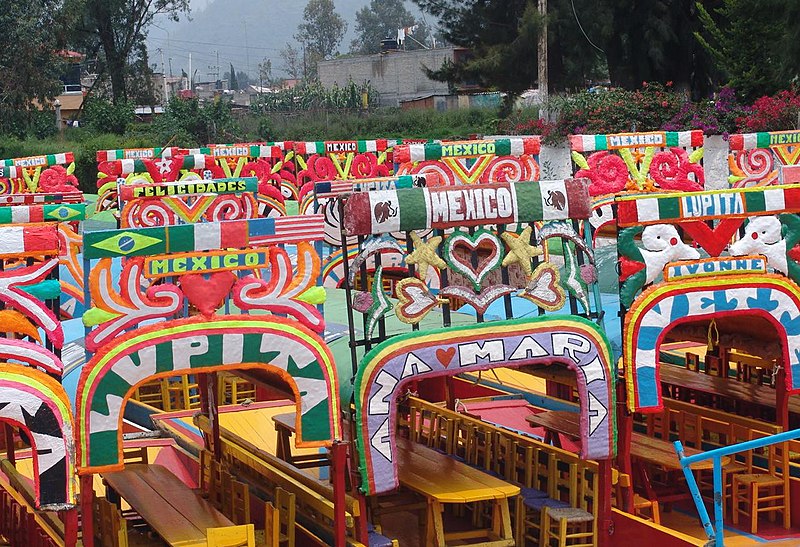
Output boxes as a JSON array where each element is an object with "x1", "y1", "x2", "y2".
[
  {"x1": 713, "y1": 456, "x2": 724, "y2": 546},
  {"x1": 331, "y1": 441, "x2": 347, "y2": 546},
  {"x1": 674, "y1": 441, "x2": 716, "y2": 543}
]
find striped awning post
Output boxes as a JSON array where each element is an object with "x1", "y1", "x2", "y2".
[
  {"x1": 393, "y1": 137, "x2": 541, "y2": 163},
  {"x1": 0, "y1": 153, "x2": 76, "y2": 180},
  {"x1": 615, "y1": 184, "x2": 800, "y2": 227},
  {"x1": 95, "y1": 148, "x2": 176, "y2": 162},
  {"x1": 569, "y1": 130, "x2": 704, "y2": 153},
  {"x1": 293, "y1": 140, "x2": 395, "y2": 156},
  {"x1": 343, "y1": 179, "x2": 590, "y2": 236},
  {"x1": 729, "y1": 130, "x2": 800, "y2": 151},
  {"x1": 84, "y1": 215, "x2": 326, "y2": 259}
]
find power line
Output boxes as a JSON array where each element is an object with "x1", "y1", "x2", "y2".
[
  {"x1": 150, "y1": 35, "x2": 283, "y2": 52},
  {"x1": 571, "y1": 0, "x2": 605, "y2": 54}
]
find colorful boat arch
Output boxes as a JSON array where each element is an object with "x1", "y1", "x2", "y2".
[
  {"x1": 353, "y1": 316, "x2": 616, "y2": 495},
  {"x1": 625, "y1": 274, "x2": 800, "y2": 412},
  {"x1": 0, "y1": 365, "x2": 76, "y2": 509},
  {"x1": 76, "y1": 315, "x2": 340, "y2": 473}
]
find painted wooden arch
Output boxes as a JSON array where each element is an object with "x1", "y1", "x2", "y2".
[
  {"x1": 76, "y1": 315, "x2": 340, "y2": 473},
  {"x1": 0, "y1": 365, "x2": 76, "y2": 509},
  {"x1": 353, "y1": 316, "x2": 616, "y2": 495},
  {"x1": 625, "y1": 275, "x2": 800, "y2": 413}
]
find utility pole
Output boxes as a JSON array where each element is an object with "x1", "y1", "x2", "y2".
[
  {"x1": 169, "y1": 57, "x2": 173, "y2": 77},
  {"x1": 189, "y1": 52, "x2": 192, "y2": 90},
  {"x1": 244, "y1": 20, "x2": 250, "y2": 75},
  {"x1": 302, "y1": 42, "x2": 307, "y2": 82},
  {"x1": 158, "y1": 48, "x2": 168, "y2": 103},
  {"x1": 538, "y1": 0, "x2": 548, "y2": 120},
  {"x1": 208, "y1": 50, "x2": 221, "y2": 89}
]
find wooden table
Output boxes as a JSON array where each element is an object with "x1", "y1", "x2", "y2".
[
  {"x1": 630, "y1": 433, "x2": 726, "y2": 471},
  {"x1": 103, "y1": 464, "x2": 234, "y2": 547},
  {"x1": 658, "y1": 365, "x2": 800, "y2": 413},
  {"x1": 396, "y1": 437, "x2": 519, "y2": 547},
  {"x1": 525, "y1": 410, "x2": 580, "y2": 447}
]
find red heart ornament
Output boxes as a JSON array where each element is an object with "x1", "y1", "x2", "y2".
[
  {"x1": 179, "y1": 271, "x2": 237, "y2": 316},
  {"x1": 681, "y1": 219, "x2": 744, "y2": 257},
  {"x1": 436, "y1": 347, "x2": 456, "y2": 367}
]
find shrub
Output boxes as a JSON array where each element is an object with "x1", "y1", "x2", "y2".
[
  {"x1": 82, "y1": 99, "x2": 135, "y2": 135},
  {"x1": 664, "y1": 87, "x2": 747, "y2": 136},
  {"x1": 155, "y1": 97, "x2": 239, "y2": 146},
  {"x1": 547, "y1": 82, "x2": 684, "y2": 143},
  {"x1": 736, "y1": 88, "x2": 800, "y2": 132}
]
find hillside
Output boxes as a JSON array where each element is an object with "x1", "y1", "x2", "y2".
[{"x1": 147, "y1": 0, "x2": 428, "y2": 80}]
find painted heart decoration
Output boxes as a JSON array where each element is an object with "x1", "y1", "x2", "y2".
[
  {"x1": 520, "y1": 263, "x2": 566, "y2": 311},
  {"x1": 436, "y1": 347, "x2": 456, "y2": 367},
  {"x1": 443, "y1": 229, "x2": 505, "y2": 291},
  {"x1": 179, "y1": 271, "x2": 237, "y2": 316},
  {"x1": 395, "y1": 277, "x2": 439, "y2": 324}
]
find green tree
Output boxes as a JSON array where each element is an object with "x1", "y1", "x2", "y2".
[
  {"x1": 228, "y1": 63, "x2": 239, "y2": 90},
  {"x1": 0, "y1": 1, "x2": 68, "y2": 135},
  {"x1": 258, "y1": 59, "x2": 274, "y2": 87},
  {"x1": 280, "y1": 43, "x2": 303, "y2": 80},
  {"x1": 68, "y1": 0, "x2": 189, "y2": 103},
  {"x1": 295, "y1": 0, "x2": 347, "y2": 63},
  {"x1": 695, "y1": 0, "x2": 795, "y2": 100},
  {"x1": 412, "y1": 0, "x2": 543, "y2": 109},
  {"x1": 413, "y1": 0, "x2": 717, "y2": 98},
  {"x1": 350, "y1": 0, "x2": 417, "y2": 54}
]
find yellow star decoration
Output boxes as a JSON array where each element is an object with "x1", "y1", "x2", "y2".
[
  {"x1": 501, "y1": 226, "x2": 543, "y2": 276},
  {"x1": 406, "y1": 232, "x2": 446, "y2": 280}
]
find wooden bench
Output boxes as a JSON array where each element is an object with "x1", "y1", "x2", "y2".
[
  {"x1": 405, "y1": 397, "x2": 604, "y2": 545},
  {"x1": 194, "y1": 414, "x2": 362, "y2": 540},
  {"x1": 103, "y1": 464, "x2": 233, "y2": 546},
  {"x1": 0, "y1": 459, "x2": 65, "y2": 543}
]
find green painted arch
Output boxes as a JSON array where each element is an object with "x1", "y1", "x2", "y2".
[{"x1": 76, "y1": 315, "x2": 340, "y2": 473}]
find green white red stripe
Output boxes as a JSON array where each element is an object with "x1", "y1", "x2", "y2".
[
  {"x1": 616, "y1": 184, "x2": 800, "y2": 226},
  {"x1": 569, "y1": 130, "x2": 703, "y2": 152},
  {"x1": 293, "y1": 140, "x2": 392, "y2": 155},
  {"x1": 0, "y1": 153, "x2": 75, "y2": 170},
  {"x1": 343, "y1": 179, "x2": 590, "y2": 235},
  {"x1": 393, "y1": 137, "x2": 541, "y2": 163},
  {"x1": 729, "y1": 131, "x2": 800, "y2": 150},
  {"x1": 181, "y1": 155, "x2": 213, "y2": 170},
  {"x1": 95, "y1": 148, "x2": 174, "y2": 162}
]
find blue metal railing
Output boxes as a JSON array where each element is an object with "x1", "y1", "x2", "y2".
[{"x1": 673, "y1": 427, "x2": 800, "y2": 547}]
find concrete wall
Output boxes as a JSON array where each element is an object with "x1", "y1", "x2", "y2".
[{"x1": 318, "y1": 48, "x2": 456, "y2": 107}]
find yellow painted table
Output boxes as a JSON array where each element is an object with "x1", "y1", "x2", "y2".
[
  {"x1": 396, "y1": 437, "x2": 519, "y2": 546},
  {"x1": 103, "y1": 463, "x2": 234, "y2": 547}
]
